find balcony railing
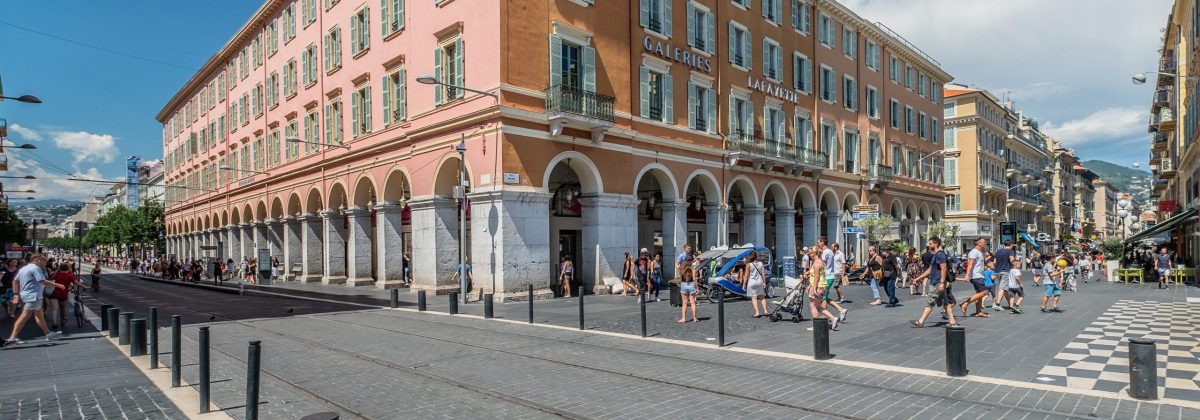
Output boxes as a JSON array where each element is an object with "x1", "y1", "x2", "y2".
[
  {"x1": 726, "y1": 131, "x2": 829, "y2": 169},
  {"x1": 1160, "y1": 157, "x2": 1176, "y2": 178},
  {"x1": 1161, "y1": 56, "x2": 1177, "y2": 72},
  {"x1": 868, "y1": 164, "x2": 894, "y2": 183},
  {"x1": 544, "y1": 84, "x2": 616, "y2": 123},
  {"x1": 982, "y1": 178, "x2": 1006, "y2": 191},
  {"x1": 1153, "y1": 88, "x2": 1171, "y2": 106}
]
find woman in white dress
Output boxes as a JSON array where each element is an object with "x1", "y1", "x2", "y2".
[{"x1": 741, "y1": 251, "x2": 769, "y2": 318}]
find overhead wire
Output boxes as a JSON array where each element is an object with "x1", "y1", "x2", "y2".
[{"x1": 0, "y1": 20, "x2": 197, "y2": 71}]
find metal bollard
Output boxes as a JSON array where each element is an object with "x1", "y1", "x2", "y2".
[
  {"x1": 1128, "y1": 338, "x2": 1159, "y2": 400},
  {"x1": 119, "y1": 312, "x2": 132, "y2": 345},
  {"x1": 171, "y1": 316, "x2": 181, "y2": 388},
  {"x1": 417, "y1": 290, "x2": 427, "y2": 311},
  {"x1": 717, "y1": 291, "x2": 726, "y2": 347},
  {"x1": 239, "y1": 280, "x2": 245, "y2": 295},
  {"x1": 130, "y1": 319, "x2": 147, "y2": 356},
  {"x1": 198, "y1": 326, "x2": 210, "y2": 413},
  {"x1": 107, "y1": 308, "x2": 120, "y2": 338},
  {"x1": 813, "y1": 318, "x2": 831, "y2": 360},
  {"x1": 640, "y1": 291, "x2": 647, "y2": 338},
  {"x1": 389, "y1": 288, "x2": 399, "y2": 308},
  {"x1": 448, "y1": 292, "x2": 459, "y2": 314},
  {"x1": 578, "y1": 286, "x2": 585, "y2": 330},
  {"x1": 100, "y1": 304, "x2": 113, "y2": 331},
  {"x1": 483, "y1": 294, "x2": 494, "y2": 319},
  {"x1": 945, "y1": 325, "x2": 968, "y2": 377},
  {"x1": 149, "y1": 308, "x2": 159, "y2": 369},
  {"x1": 527, "y1": 284, "x2": 534, "y2": 324},
  {"x1": 245, "y1": 340, "x2": 262, "y2": 420}
]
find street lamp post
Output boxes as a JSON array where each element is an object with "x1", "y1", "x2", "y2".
[
  {"x1": 0, "y1": 95, "x2": 42, "y2": 104},
  {"x1": 29, "y1": 218, "x2": 46, "y2": 254}
]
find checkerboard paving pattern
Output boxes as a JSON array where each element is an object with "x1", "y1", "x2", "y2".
[{"x1": 1035, "y1": 300, "x2": 1200, "y2": 401}]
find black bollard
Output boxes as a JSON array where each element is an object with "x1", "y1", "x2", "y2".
[
  {"x1": 389, "y1": 288, "x2": 399, "y2": 308},
  {"x1": 484, "y1": 294, "x2": 494, "y2": 319},
  {"x1": 417, "y1": 290, "x2": 427, "y2": 311},
  {"x1": 717, "y1": 290, "x2": 726, "y2": 347},
  {"x1": 118, "y1": 312, "x2": 132, "y2": 345},
  {"x1": 171, "y1": 316, "x2": 181, "y2": 388},
  {"x1": 1128, "y1": 338, "x2": 1158, "y2": 400},
  {"x1": 578, "y1": 285, "x2": 585, "y2": 330},
  {"x1": 149, "y1": 308, "x2": 158, "y2": 369},
  {"x1": 640, "y1": 291, "x2": 647, "y2": 338},
  {"x1": 130, "y1": 319, "x2": 146, "y2": 356},
  {"x1": 198, "y1": 326, "x2": 210, "y2": 413},
  {"x1": 448, "y1": 292, "x2": 459, "y2": 314},
  {"x1": 945, "y1": 325, "x2": 968, "y2": 377},
  {"x1": 527, "y1": 284, "x2": 534, "y2": 324},
  {"x1": 107, "y1": 308, "x2": 120, "y2": 338},
  {"x1": 246, "y1": 340, "x2": 262, "y2": 420},
  {"x1": 100, "y1": 304, "x2": 113, "y2": 331},
  {"x1": 813, "y1": 318, "x2": 831, "y2": 360}
]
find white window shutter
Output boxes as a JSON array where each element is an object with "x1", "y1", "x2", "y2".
[
  {"x1": 662, "y1": 0, "x2": 672, "y2": 37},
  {"x1": 454, "y1": 37, "x2": 464, "y2": 98},
  {"x1": 686, "y1": 2, "x2": 695, "y2": 47},
  {"x1": 549, "y1": 35, "x2": 562, "y2": 88},
  {"x1": 639, "y1": 0, "x2": 649, "y2": 28},
  {"x1": 351, "y1": 90, "x2": 360, "y2": 137},
  {"x1": 398, "y1": 68, "x2": 407, "y2": 120},
  {"x1": 743, "y1": 29, "x2": 752, "y2": 70},
  {"x1": 774, "y1": 0, "x2": 783, "y2": 24},
  {"x1": 761, "y1": 0, "x2": 768, "y2": 18},
  {"x1": 324, "y1": 104, "x2": 332, "y2": 144},
  {"x1": 727, "y1": 23, "x2": 736, "y2": 63},
  {"x1": 662, "y1": 73, "x2": 673, "y2": 123},
  {"x1": 774, "y1": 48, "x2": 781, "y2": 79},
  {"x1": 582, "y1": 45, "x2": 596, "y2": 93},
  {"x1": 350, "y1": 17, "x2": 358, "y2": 54},
  {"x1": 705, "y1": 88, "x2": 716, "y2": 134},
  {"x1": 433, "y1": 48, "x2": 442, "y2": 104},
  {"x1": 639, "y1": 66, "x2": 650, "y2": 119},
  {"x1": 776, "y1": 111, "x2": 785, "y2": 141},
  {"x1": 705, "y1": 12, "x2": 715, "y2": 54},
  {"x1": 761, "y1": 39, "x2": 769, "y2": 77},
  {"x1": 687, "y1": 85, "x2": 697, "y2": 129}
]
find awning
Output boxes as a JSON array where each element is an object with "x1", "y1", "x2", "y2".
[
  {"x1": 1124, "y1": 206, "x2": 1198, "y2": 245},
  {"x1": 1019, "y1": 232, "x2": 1040, "y2": 249}
]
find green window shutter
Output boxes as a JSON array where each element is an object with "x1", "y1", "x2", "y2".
[
  {"x1": 639, "y1": 66, "x2": 650, "y2": 119},
  {"x1": 324, "y1": 104, "x2": 332, "y2": 145},
  {"x1": 662, "y1": 73, "x2": 673, "y2": 123},
  {"x1": 742, "y1": 29, "x2": 752, "y2": 70},
  {"x1": 381, "y1": 0, "x2": 388, "y2": 34},
  {"x1": 745, "y1": 105, "x2": 754, "y2": 137},
  {"x1": 433, "y1": 47, "x2": 443, "y2": 104},
  {"x1": 773, "y1": 47, "x2": 781, "y2": 79},
  {"x1": 803, "y1": 59, "x2": 812, "y2": 91},
  {"x1": 334, "y1": 28, "x2": 341, "y2": 67},
  {"x1": 727, "y1": 23, "x2": 736, "y2": 63},
  {"x1": 686, "y1": 2, "x2": 695, "y2": 48},
  {"x1": 729, "y1": 97, "x2": 736, "y2": 134},
  {"x1": 323, "y1": 34, "x2": 331, "y2": 70},
  {"x1": 639, "y1": 0, "x2": 649, "y2": 28},
  {"x1": 350, "y1": 15, "x2": 358, "y2": 55},
  {"x1": 761, "y1": 0, "x2": 768, "y2": 18},
  {"x1": 396, "y1": 0, "x2": 404, "y2": 29},
  {"x1": 706, "y1": 12, "x2": 715, "y2": 54},
  {"x1": 382, "y1": 75, "x2": 392, "y2": 125},
  {"x1": 351, "y1": 90, "x2": 360, "y2": 137},
  {"x1": 776, "y1": 111, "x2": 785, "y2": 141},
  {"x1": 364, "y1": 86, "x2": 372, "y2": 132},
  {"x1": 363, "y1": 10, "x2": 370, "y2": 50},
  {"x1": 661, "y1": 0, "x2": 672, "y2": 37},
  {"x1": 398, "y1": 68, "x2": 407, "y2": 120},
  {"x1": 454, "y1": 37, "x2": 464, "y2": 98},
  {"x1": 582, "y1": 45, "x2": 595, "y2": 93},
  {"x1": 706, "y1": 88, "x2": 716, "y2": 134},
  {"x1": 774, "y1": 0, "x2": 783, "y2": 24},
  {"x1": 761, "y1": 39, "x2": 768, "y2": 77},
  {"x1": 687, "y1": 84, "x2": 696, "y2": 129},
  {"x1": 549, "y1": 35, "x2": 562, "y2": 88}
]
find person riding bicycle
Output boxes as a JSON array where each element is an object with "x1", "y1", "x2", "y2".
[{"x1": 90, "y1": 265, "x2": 102, "y2": 292}]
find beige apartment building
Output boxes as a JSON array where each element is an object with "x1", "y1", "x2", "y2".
[{"x1": 1094, "y1": 180, "x2": 1119, "y2": 239}]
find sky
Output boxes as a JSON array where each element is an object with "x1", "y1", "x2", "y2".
[{"x1": 0, "y1": 0, "x2": 1169, "y2": 201}]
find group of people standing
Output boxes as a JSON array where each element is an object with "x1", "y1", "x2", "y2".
[{"x1": 1, "y1": 254, "x2": 90, "y2": 347}]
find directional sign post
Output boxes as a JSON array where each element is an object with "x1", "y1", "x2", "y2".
[{"x1": 842, "y1": 227, "x2": 864, "y2": 234}]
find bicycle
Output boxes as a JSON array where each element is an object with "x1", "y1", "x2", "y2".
[{"x1": 72, "y1": 285, "x2": 85, "y2": 328}]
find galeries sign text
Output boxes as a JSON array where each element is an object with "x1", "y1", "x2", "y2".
[{"x1": 643, "y1": 36, "x2": 712, "y2": 73}]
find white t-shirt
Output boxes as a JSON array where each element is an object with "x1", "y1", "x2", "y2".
[
  {"x1": 832, "y1": 251, "x2": 846, "y2": 276},
  {"x1": 1008, "y1": 268, "x2": 1021, "y2": 288},
  {"x1": 16, "y1": 264, "x2": 48, "y2": 302},
  {"x1": 968, "y1": 248, "x2": 986, "y2": 280},
  {"x1": 821, "y1": 248, "x2": 836, "y2": 277}
]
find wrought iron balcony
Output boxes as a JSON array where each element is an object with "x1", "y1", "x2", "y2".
[
  {"x1": 546, "y1": 84, "x2": 616, "y2": 143},
  {"x1": 868, "y1": 164, "x2": 894, "y2": 184},
  {"x1": 1153, "y1": 132, "x2": 1169, "y2": 151},
  {"x1": 1158, "y1": 107, "x2": 1176, "y2": 131},
  {"x1": 1153, "y1": 89, "x2": 1171, "y2": 106},
  {"x1": 726, "y1": 131, "x2": 828, "y2": 172},
  {"x1": 1160, "y1": 157, "x2": 1176, "y2": 178},
  {"x1": 981, "y1": 178, "x2": 1006, "y2": 193}
]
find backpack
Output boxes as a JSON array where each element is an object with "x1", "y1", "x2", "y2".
[{"x1": 946, "y1": 254, "x2": 965, "y2": 277}]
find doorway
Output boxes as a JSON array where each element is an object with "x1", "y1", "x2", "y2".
[{"x1": 558, "y1": 230, "x2": 580, "y2": 296}]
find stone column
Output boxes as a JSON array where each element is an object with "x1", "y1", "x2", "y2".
[
  {"x1": 580, "y1": 193, "x2": 638, "y2": 294},
  {"x1": 265, "y1": 218, "x2": 283, "y2": 262},
  {"x1": 282, "y1": 216, "x2": 302, "y2": 281},
  {"x1": 409, "y1": 198, "x2": 459, "y2": 294},
  {"x1": 775, "y1": 208, "x2": 797, "y2": 260},
  {"x1": 374, "y1": 202, "x2": 405, "y2": 288},
  {"x1": 252, "y1": 221, "x2": 268, "y2": 256},
  {"x1": 468, "y1": 190, "x2": 552, "y2": 300},
  {"x1": 215, "y1": 227, "x2": 228, "y2": 262},
  {"x1": 659, "y1": 202, "x2": 688, "y2": 280},
  {"x1": 240, "y1": 222, "x2": 254, "y2": 261},
  {"x1": 742, "y1": 206, "x2": 765, "y2": 246},
  {"x1": 344, "y1": 206, "x2": 374, "y2": 286},
  {"x1": 825, "y1": 212, "x2": 842, "y2": 246},
  {"x1": 802, "y1": 209, "x2": 821, "y2": 249},
  {"x1": 704, "y1": 206, "x2": 722, "y2": 249},
  {"x1": 298, "y1": 213, "x2": 324, "y2": 283},
  {"x1": 226, "y1": 224, "x2": 241, "y2": 263},
  {"x1": 320, "y1": 209, "x2": 348, "y2": 284}
]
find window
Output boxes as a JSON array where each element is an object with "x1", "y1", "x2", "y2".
[
  {"x1": 819, "y1": 66, "x2": 835, "y2": 103},
  {"x1": 550, "y1": 35, "x2": 595, "y2": 91},
  {"x1": 640, "y1": 0, "x2": 672, "y2": 36},
  {"x1": 252, "y1": 83, "x2": 264, "y2": 116},
  {"x1": 791, "y1": 0, "x2": 810, "y2": 34},
  {"x1": 688, "y1": 83, "x2": 716, "y2": 134},
  {"x1": 268, "y1": 129, "x2": 280, "y2": 168},
  {"x1": 821, "y1": 122, "x2": 837, "y2": 169},
  {"x1": 324, "y1": 26, "x2": 342, "y2": 73},
  {"x1": 944, "y1": 126, "x2": 956, "y2": 147},
  {"x1": 284, "y1": 59, "x2": 297, "y2": 98},
  {"x1": 889, "y1": 98, "x2": 899, "y2": 128},
  {"x1": 762, "y1": 38, "x2": 781, "y2": 80},
  {"x1": 282, "y1": 3, "x2": 296, "y2": 42},
  {"x1": 793, "y1": 54, "x2": 811, "y2": 93},
  {"x1": 217, "y1": 115, "x2": 226, "y2": 140},
  {"x1": 868, "y1": 133, "x2": 881, "y2": 165},
  {"x1": 842, "y1": 76, "x2": 856, "y2": 110},
  {"x1": 303, "y1": 0, "x2": 317, "y2": 27},
  {"x1": 382, "y1": 0, "x2": 404, "y2": 35},
  {"x1": 764, "y1": 105, "x2": 784, "y2": 142},
  {"x1": 904, "y1": 65, "x2": 913, "y2": 89},
  {"x1": 817, "y1": 13, "x2": 835, "y2": 46},
  {"x1": 728, "y1": 23, "x2": 750, "y2": 69},
  {"x1": 932, "y1": 118, "x2": 939, "y2": 143},
  {"x1": 687, "y1": 3, "x2": 715, "y2": 54},
  {"x1": 889, "y1": 56, "x2": 899, "y2": 82},
  {"x1": 303, "y1": 44, "x2": 318, "y2": 86},
  {"x1": 904, "y1": 106, "x2": 914, "y2": 134},
  {"x1": 239, "y1": 49, "x2": 249, "y2": 80},
  {"x1": 434, "y1": 36, "x2": 465, "y2": 104},
  {"x1": 304, "y1": 110, "x2": 320, "y2": 154},
  {"x1": 918, "y1": 112, "x2": 927, "y2": 138},
  {"x1": 943, "y1": 101, "x2": 955, "y2": 117},
  {"x1": 762, "y1": 0, "x2": 782, "y2": 25},
  {"x1": 891, "y1": 144, "x2": 902, "y2": 172},
  {"x1": 843, "y1": 128, "x2": 859, "y2": 173},
  {"x1": 866, "y1": 86, "x2": 879, "y2": 119},
  {"x1": 639, "y1": 66, "x2": 672, "y2": 123},
  {"x1": 252, "y1": 36, "x2": 263, "y2": 69},
  {"x1": 324, "y1": 98, "x2": 344, "y2": 144},
  {"x1": 350, "y1": 6, "x2": 370, "y2": 56},
  {"x1": 732, "y1": 0, "x2": 749, "y2": 7},
  {"x1": 351, "y1": 83, "x2": 372, "y2": 137},
  {"x1": 931, "y1": 82, "x2": 942, "y2": 103},
  {"x1": 267, "y1": 72, "x2": 279, "y2": 109},
  {"x1": 906, "y1": 148, "x2": 918, "y2": 178},
  {"x1": 918, "y1": 73, "x2": 928, "y2": 97},
  {"x1": 729, "y1": 96, "x2": 752, "y2": 135},
  {"x1": 266, "y1": 20, "x2": 279, "y2": 57},
  {"x1": 383, "y1": 67, "x2": 407, "y2": 125},
  {"x1": 325, "y1": 0, "x2": 339, "y2": 10},
  {"x1": 285, "y1": 119, "x2": 299, "y2": 160},
  {"x1": 794, "y1": 111, "x2": 813, "y2": 148},
  {"x1": 841, "y1": 26, "x2": 856, "y2": 58},
  {"x1": 945, "y1": 194, "x2": 960, "y2": 211},
  {"x1": 865, "y1": 41, "x2": 880, "y2": 70},
  {"x1": 944, "y1": 159, "x2": 957, "y2": 186},
  {"x1": 253, "y1": 136, "x2": 265, "y2": 172},
  {"x1": 238, "y1": 94, "x2": 248, "y2": 126}
]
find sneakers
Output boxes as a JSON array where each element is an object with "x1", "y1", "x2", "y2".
[
  {"x1": 830, "y1": 317, "x2": 840, "y2": 331},
  {"x1": 1010, "y1": 306, "x2": 1022, "y2": 314},
  {"x1": 45, "y1": 331, "x2": 63, "y2": 341},
  {"x1": 839, "y1": 309, "x2": 849, "y2": 322},
  {"x1": 1050, "y1": 307, "x2": 1064, "y2": 313}
]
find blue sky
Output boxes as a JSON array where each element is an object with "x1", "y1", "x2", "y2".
[{"x1": 1, "y1": 0, "x2": 1165, "y2": 200}]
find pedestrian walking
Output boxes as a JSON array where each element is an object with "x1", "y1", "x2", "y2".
[
  {"x1": 2, "y1": 259, "x2": 18, "y2": 319},
  {"x1": 991, "y1": 240, "x2": 1016, "y2": 310},
  {"x1": 558, "y1": 255, "x2": 574, "y2": 298},
  {"x1": 862, "y1": 245, "x2": 884, "y2": 306},
  {"x1": 1041, "y1": 255, "x2": 1065, "y2": 313},
  {"x1": 831, "y1": 243, "x2": 848, "y2": 303},
  {"x1": 742, "y1": 251, "x2": 769, "y2": 318},
  {"x1": 911, "y1": 237, "x2": 958, "y2": 328},
  {"x1": 1154, "y1": 247, "x2": 1172, "y2": 289},
  {"x1": 805, "y1": 248, "x2": 840, "y2": 330},
  {"x1": 47, "y1": 263, "x2": 86, "y2": 331},
  {"x1": 620, "y1": 252, "x2": 637, "y2": 296},
  {"x1": 958, "y1": 237, "x2": 991, "y2": 318},
  {"x1": 677, "y1": 254, "x2": 698, "y2": 323},
  {"x1": 1006, "y1": 261, "x2": 1025, "y2": 314},
  {"x1": 817, "y1": 238, "x2": 849, "y2": 322},
  {"x1": 905, "y1": 248, "x2": 924, "y2": 295},
  {"x1": 880, "y1": 247, "x2": 900, "y2": 307},
  {"x1": 2, "y1": 254, "x2": 66, "y2": 347},
  {"x1": 651, "y1": 253, "x2": 663, "y2": 301},
  {"x1": 271, "y1": 257, "x2": 281, "y2": 282},
  {"x1": 635, "y1": 248, "x2": 652, "y2": 299}
]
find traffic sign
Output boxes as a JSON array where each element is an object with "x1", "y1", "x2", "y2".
[
  {"x1": 842, "y1": 227, "x2": 864, "y2": 234},
  {"x1": 852, "y1": 204, "x2": 879, "y2": 213},
  {"x1": 851, "y1": 212, "x2": 879, "y2": 220}
]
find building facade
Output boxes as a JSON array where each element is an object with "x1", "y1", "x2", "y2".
[
  {"x1": 1093, "y1": 180, "x2": 1119, "y2": 239},
  {"x1": 160, "y1": 0, "x2": 952, "y2": 299}
]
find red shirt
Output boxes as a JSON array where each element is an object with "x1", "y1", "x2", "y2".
[{"x1": 49, "y1": 272, "x2": 76, "y2": 299}]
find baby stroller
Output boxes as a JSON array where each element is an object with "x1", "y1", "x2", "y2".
[{"x1": 769, "y1": 275, "x2": 806, "y2": 323}]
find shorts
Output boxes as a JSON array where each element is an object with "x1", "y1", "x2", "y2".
[
  {"x1": 680, "y1": 282, "x2": 697, "y2": 295},
  {"x1": 1032, "y1": 269, "x2": 1042, "y2": 275},
  {"x1": 23, "y1": 299, "x2": 44, "y2": 311},
  {"x1": 1007, "y1": 287, "x2": 1024, "y2": 298},
  {"x1": 52, "y1": 296, "x2": 68, "y2": 302},
  {"x1": 1043, "y1": 283, "x2": 1062, "y2": 297},
  {"x1": 636, "y1": 275, "x2": 648, "y2": 288},
  {"x1": 970, "y1": 278, "x2": 989, "y2": 293},
  {"x1": 1157, "y1": 269, "x2": 1170, "y2": 277}
]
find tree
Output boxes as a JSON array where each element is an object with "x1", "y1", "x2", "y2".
[
  {"x1": 1097, "y1": 237, "x2": 1123, "y2": 260},
  {"x1": 0, "y1": 207, "x2": 28, "y2": 245},
  {"x1": 854, "y1": 215, "x2": 896, "y2": 247},
  {"x1": 925, "y1": 221, "x2": 961, "y2": 247},
  {"x1": 40, "y1": 236, "x2": 82, "y2": 251},
  {"x1": 83, "y1": 202, "x2": 166, "y2": 257}
]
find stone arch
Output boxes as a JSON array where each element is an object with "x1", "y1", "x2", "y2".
[
  {"x1": 842, "y1": 192, "x2": 860, "y2": 211},
  {"x1": 242, "y1": 204, "x2": 254, "y2": 223},
  {"x1": 793, "y1": 185, "x2": 818, "y2": 210},
  {"x1": 726, "y1": 175, "x2": 759, "y2": 207},
  {"x1": 890, "y1": 199, "x2": 904, "y2": 219},
  {"x1": 543, "y1": 151, "x2": 603, "y2": 195},
  {"x1": 352, "y1": 175, "x2": 378, "y2": 207},
  {"x1": 921, "y1": 203, "x2": 932, "y2": 221},
  {"x1": 221, "y1": 210, "x2": 229, "y2": 226},
  {"x1": 906, "y1": 201, "x2": 919, "y2": 221},
  {"x1": 682, "y1": 169, "x2": 721, "y2": 204},
  {"x1": 287, "y1": 193, "x2": 303, "y2": 217},
  {"x1": 763, "y1": 180, "x2": 790, "y2": 209},
  {"x1": 632, "y1": 162, "x2": 679, "y2": 202},
  {"x1": 231, "y1": 207, "x2": 243, "y2": 225},
  {"x1": 433, "y1": 153, "x2": 475, "y2": 198},
  {"x1": 327, "y1": 182, "x2": 349, "y2": 210},
  {"x1": 819, "y1": 188, "x2": 840, "y2": 211},
  {"x1": 270, "y1": 196, "x2": 285, "y2": 219},
  {"x1": 255, "y1": 201, "x2": 268, "y2": 222},
  {"x1": 382, "y1": 166, "x2": 412, "y2": 202},
  {"x1": 203, "y1": 215, "x2": 211, "y2": 230},
  {"x1": 305, "y1": 187, "x2": 325, "y2": 214},
  {"x1": 867, "y1": 194, "x2": 882, "y2": 207}
]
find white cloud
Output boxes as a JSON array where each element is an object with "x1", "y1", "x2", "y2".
[
  {"x1": 51, "y1": 131, "x2": 119, "y2": 165},
  {"x1": 4, "y1": 157, "x2": 119, "y2": 202},
  {"x1": 1041, "y1": 107, "x2": 1146, "y2": 146},
  {"x1": 7, "y1": 123, "x2": 42, "y2": 141},
  {"x1": 995, "y1": 82, "x2": 1075, "y2": 102}
]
